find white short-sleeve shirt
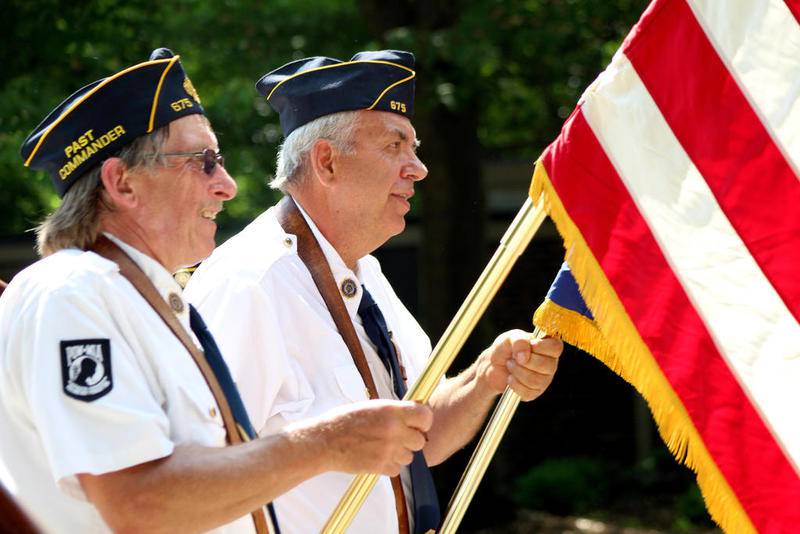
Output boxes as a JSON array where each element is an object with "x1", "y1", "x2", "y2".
[
  {"x1": 0, "y1": 235, "x2": 253, "y2": 534},
  {"x1": 185, "y1": 204, "x2": 433, "y2": 534}
]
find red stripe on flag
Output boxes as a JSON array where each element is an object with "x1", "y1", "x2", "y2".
[
  {"x1": 542, "y1": 109, "x2": 800, "y2": 531},
  {"x1": 621, "y1": 0, "x2": 800, "y2": 322},
  {"x1": 785, "y1": 0, "x2": 800, "y2": 26}
]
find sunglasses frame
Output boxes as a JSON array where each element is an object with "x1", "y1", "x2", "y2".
[{"x1": 152, "y1": 148, "x2": 225, "y2": 176}]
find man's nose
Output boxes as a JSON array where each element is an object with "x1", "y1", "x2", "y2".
[
  {"x1": 210, "y1": 165, "x2": 237, "y2": 200},
  {"x1": 404, "y1": 152, "x2": 428, "y2": 182}
]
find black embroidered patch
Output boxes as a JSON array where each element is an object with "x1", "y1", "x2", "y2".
[{"x1": 60, "y1": 339, "x2": 112, "y2": 402}]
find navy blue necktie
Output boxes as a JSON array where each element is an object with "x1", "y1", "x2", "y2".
[
  {"x1": 357, "y1": 287, "x2": 441, "y2": 534},
  {"x1": 189, "y1": 305, "x2": 281, "y2": 533}
]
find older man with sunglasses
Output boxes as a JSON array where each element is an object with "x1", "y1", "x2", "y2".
[{"x1": 0, "y1": 49, "x2": 433, "y2": 534}]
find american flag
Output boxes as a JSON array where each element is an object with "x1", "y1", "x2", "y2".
[{"x1": 529, "y1": 1, "x2": 800, "y2": 531}]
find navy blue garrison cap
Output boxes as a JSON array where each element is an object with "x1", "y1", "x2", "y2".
[
  {"x1": 21, "y1": 48, "x2": 205, "y2": 197},
  {"x1": 256, "y1": 50, "x2": 415, "y2": 137}
]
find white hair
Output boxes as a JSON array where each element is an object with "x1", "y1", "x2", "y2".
[{"x1": 270, "y1": 110, "x2": 360, "y2": 192}]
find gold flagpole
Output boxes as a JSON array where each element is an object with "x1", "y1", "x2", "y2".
[
  {"x1": 322, "y1": 194, "x2": 547, "y2": 534},
  {"x1": 441, "y1": 387, "x2": 521, "y2": 534},
  {"x1": 438, "y1": 327, "x2": 544, "y2": 534}
]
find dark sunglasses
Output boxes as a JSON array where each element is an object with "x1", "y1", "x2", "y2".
[{"x1": 157, "y1": 148, "x2": 225, "y2": 176}]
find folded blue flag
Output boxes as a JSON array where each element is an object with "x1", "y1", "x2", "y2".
[
  {"x1": 533, "y1": 262, "x2": 614, "y2": 364},
  {"x1": 543, "y1": 262, "x2": 593, "y2": 320}
]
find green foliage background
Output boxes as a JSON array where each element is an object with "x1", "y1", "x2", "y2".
[{"x1": 2, "y1": 0, "x2": 645, "y2": 238}]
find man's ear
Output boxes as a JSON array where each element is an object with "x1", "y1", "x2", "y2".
[
  {"x1": 99, "y1": 158, "x2": 138, "y2": 208},
  {"x1": 308, "y1": 139, "x2": 336, "y2": 187}
]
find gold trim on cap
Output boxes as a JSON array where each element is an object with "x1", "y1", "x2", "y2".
[
  {"x1": 23, "y1": 57, "x2": 178, "y2": 167},
  {"x1": 266, "y1": 59, "x2": 415, "y2": 101},
  {"x1": 367, "y1": 72, "x2": 415, "y2": 111},
  {"x1": 147, "y1": 55, "x2": 181, "y2": 132}
]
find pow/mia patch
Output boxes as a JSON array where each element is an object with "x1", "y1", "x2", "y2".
[{"x1": 60, "y1": 339, "x2": 112, "y2": 402}]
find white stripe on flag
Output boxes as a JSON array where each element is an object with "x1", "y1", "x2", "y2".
[
  {"x1": 687, "y1": 0, "x2": 800, "y2": 174},
  {"x1": 580, "y1": 51, "x2": 800, "y2": 467}
]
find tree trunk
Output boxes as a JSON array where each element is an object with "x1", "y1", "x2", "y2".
[
  {"x1": 414, "y1": 96, "x2": 488, "y2": 351},
  {"x1": 356, "y1": 0, "x2": 489, "y2": 354}
]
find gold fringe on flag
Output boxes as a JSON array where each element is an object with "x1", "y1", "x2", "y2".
[
  {"x1": 529, "y1": 160, "x2": 755, "y2": 534},
  {"x1": 532, "y1": 298, "x2": 621, "y2": 372}
]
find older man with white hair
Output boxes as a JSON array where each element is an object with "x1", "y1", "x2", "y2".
[{"x1": 185, "y1": 50, "x2": 564, "y2": 534}]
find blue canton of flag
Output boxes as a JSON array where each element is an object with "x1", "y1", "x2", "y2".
[{"x1": 533, "y1": 262, "x2": 618, "y2": 371}]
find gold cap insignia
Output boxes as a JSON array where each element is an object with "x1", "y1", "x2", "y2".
[{"x1": 183, "y1": 77, "x2": 201, "y2": 104}]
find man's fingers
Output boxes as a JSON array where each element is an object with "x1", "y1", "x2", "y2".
[
  {"x1": 481, "y1": 333, "x2": 563, "y2": 400},
  {"x1": 394, "y1": 448, "x2": 414, "y2": 467},
  {"x1": 385, "y1": 462, "x2": 404, "y2": 477},
  {"x1": 489, "y1": 332, "x2": 558, "y2": 366},
  {"x1": 531, "y1": 337, "x2": 564, "y2": 359},
  {"x1": 510, "y1": 337, "x2": 533, "y2": 365},
  {"x1": 396, "y1": 423, "x2": 427, "y2": 452},
  {"x1": 521, "y1": 352, "x2": 559, "y2": 375},
  {"x1": 398, "y1": 401, "x2": 433, "y2": 432},
  {"x1": 321, "y1": 399, "x2": 437, "y2": 475},
  {"x1": 507, "y1": 375, "x2": 544, "y2": 401},
  {"x1": 506, "y1": 361, "x2": 555, "y2": 392}
]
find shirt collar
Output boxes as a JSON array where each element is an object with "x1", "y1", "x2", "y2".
[
  {"x1": 293, "y1": 200, "x2": 367, "y2": 316},
  {"x1": 103, "y1": 232, "x2": 191, "y2": 323}
]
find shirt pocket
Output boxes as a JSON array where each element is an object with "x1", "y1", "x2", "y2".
[
  {"x1": 268, "y1": 357, "x2": 315, "y2": 423},
  {"x1": 172, "y1": 380, "x2": 227, "y2": 446},
  {"x1": 333, "y1": 364, "x2": 369, "y2": 403}
]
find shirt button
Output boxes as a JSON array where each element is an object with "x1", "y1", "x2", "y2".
[
  {"x1": 209, "y1": 407, "x2": 217, "y2": 418},
  {"x1": 168, "y1": 292, "x2": 185, "y2": 313},
  {"x1": 283, "y1": 237, "x2": 293, "y2": 247}
]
